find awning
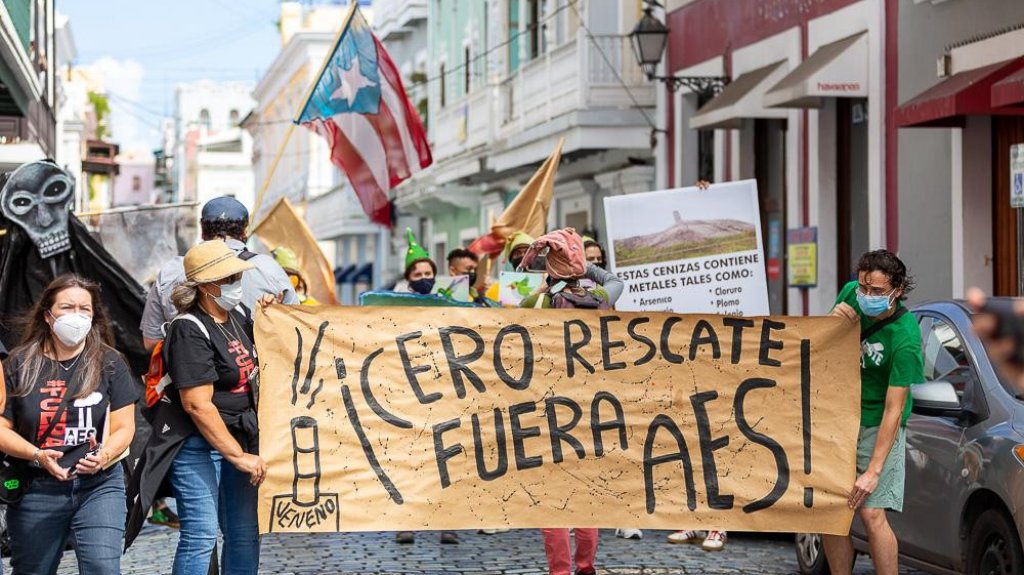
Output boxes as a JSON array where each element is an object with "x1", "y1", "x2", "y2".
[
  {"x1": 895, "y1": 59, "x2": 1024, "y2": 128},
  {"x1": 690, "y1": 61, "x2": 790, "y2": 130},
  {"x1": 992, "y1": 67, "x2": 1024, "y2": 108},
  {"x1": 764, "y1": 32, "x2": 868, "y2": 108},
  {"x1": 334, "y1": 264, "x2": 357, "y2": 284},
  {"x1": 350, "y1": 263, "x2": 373, "y2": 285}
]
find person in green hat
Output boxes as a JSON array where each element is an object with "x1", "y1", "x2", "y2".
[
  {"x1": 271, "y1": 247, "x2": 319, "y2": 305},
  {"x1": 503, "y1": 231, "x2": 534, "y2": 271},
  {"x1": 400, "y1": 228, "x2": 438, "y2": 295}
]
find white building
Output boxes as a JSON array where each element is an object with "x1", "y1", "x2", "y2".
[
  {"x1": 173, "y1": 81, "x2": 255, "y2": 210},
  {"x1": 54, "y1": 12, "x2": 88, "y2": 208},
  {"x1": 248, "y1": 1, "x2": 382, "y2": 303}
]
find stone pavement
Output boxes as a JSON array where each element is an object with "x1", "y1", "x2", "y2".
[{"x1": 17, "y1": 527, "x2": 928, "y2": 575}]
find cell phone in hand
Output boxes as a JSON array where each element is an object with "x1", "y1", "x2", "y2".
[{"x1": 57, "y1": 442, "x2": 92, "y2": 471}]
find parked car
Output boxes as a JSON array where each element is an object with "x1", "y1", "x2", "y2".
[{"x1": 796, "y1": 299, "x2": 1024, "y2": 575}]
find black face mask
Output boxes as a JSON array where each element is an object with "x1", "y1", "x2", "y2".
[
  {"x1": 594, "y1": 260, "x2": 607, "y2": 269},
  {"x1": 510, "y1": 257, "x2": 523, "y2": 270},
  {"x1": 467, "y1": 271, "x2": 478, "y2": 286},
  {"x1": 409, "y1": 278, "x2": 436, "y2": 295}
]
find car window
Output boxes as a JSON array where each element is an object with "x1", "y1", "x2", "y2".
[{"x1": 919, "y1": 315, "x2": 976, "y2": 399}]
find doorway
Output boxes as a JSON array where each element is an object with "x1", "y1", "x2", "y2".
[
  {"x1": 836, "y1": 98, "x2": 870, "y2": 289},
  {"x1": 993, "y1": 116, "x2": 1024, "y2": 296},
  {"x1": 754, "y1": 118, "x2": 788, "y2": 314}
]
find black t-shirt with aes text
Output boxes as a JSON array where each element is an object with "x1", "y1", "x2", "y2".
[
  {"x1": 1, "y1": 349, "x2": 139, "y2": 450},
  {"x1": 162, "y1": 308, "x2": 257, "y2": 416}
]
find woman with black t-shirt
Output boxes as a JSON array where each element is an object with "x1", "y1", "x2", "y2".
[
  {"x1": 161, "y1": 240, "x2": 271, "y2": 575},
  {"x1": 0, "y1": 274, "x2": 138, "y2": 574}
]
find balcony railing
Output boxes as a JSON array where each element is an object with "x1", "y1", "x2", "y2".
[
  {"x1": 373, "y1": 0, "x2": 428, "y2": 40},
  {"x1": 430, "y1": 32, "x2": 654, "y2": 169}
]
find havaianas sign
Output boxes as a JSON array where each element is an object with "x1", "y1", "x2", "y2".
[{"x1": 255, "y1": 306, "x2": 860, "y2": 535}]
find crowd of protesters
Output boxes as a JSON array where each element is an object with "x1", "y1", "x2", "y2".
[{"x1": 0, "y1": 193, "x2": 957, "y2": 575}]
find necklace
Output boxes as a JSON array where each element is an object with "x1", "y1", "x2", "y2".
[
  {"x1": 55, "y1": 353, "x2": 83, "y2": 372},
  {"x1": 213, "y1": 314, "x2": 251, "y2": 349}
]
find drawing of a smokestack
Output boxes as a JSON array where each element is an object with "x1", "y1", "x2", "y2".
[
  {"x1": 673, "y1": 210, "x2": 683, "y2": 225},
  {"x1": 292, "y1": 416, "x2": 321, "y2": 505},
  {"x1": 269, "y1": 416, "x2": 340, "y2": 533}
]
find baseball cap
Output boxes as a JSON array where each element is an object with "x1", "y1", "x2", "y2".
[{"x1": 200, "y1": 196, "x2": 249, "y2": 223}]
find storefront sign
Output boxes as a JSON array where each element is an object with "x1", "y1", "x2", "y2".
[
  {"x1": 787, "y1": 227, "x2": 818, "y2": 288},
  {"x1": 256, "y1": 305, "x2": 860, "y2": 535},
  {"x1": 603, "y1": 180, "x2": 769, "y2": 316},
  {"x1": 1011, "y1": 144, "x2": 1024, "y2": 209}
]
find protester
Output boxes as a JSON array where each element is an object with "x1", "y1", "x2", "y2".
[
  {"x1": 518, "y1": 228, "x2": 622, "y2": 575},
  {"x1": 272, "y1": 247, "x2": 320, "y2": 305},
  {"x1": 822, "y1": 249, "x2": 922, "y2": 575},
  {"x1": 139, "y1": 196, "x2": 297, "y2": 350},
  {"x1": 0, "y1": 274, "x2": 138, "y2": 574},
  {"x1": 504, "y1": 231, "x2": 534, "y2": 271},
  {"x1": 397, "y1": 228, "x2": 439, "y2": 296},
  {"x1": 448, "y1": 248, "x2": 493, "y2": 305},
  {"x1": 966, "y1": 287, "x2": 1024, "y2": 394},
  {"x1": 582, "y1": 236, "x2": 607, "y2": 270},
  {"x1": 157, "y1": 240, "x2": 270, "y2": 575}
]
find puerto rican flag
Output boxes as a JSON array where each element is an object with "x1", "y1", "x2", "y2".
[{"x1": 296, "y1": 5, "x2": 432, "y2": 227}]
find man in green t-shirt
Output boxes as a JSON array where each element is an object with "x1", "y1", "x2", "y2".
[{"x1": 822, "y1": 249, "x2": 923, "y2": 575}]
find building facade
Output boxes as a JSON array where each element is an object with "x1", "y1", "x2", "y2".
[
  {"x1": 396, "y1": 0, "x2": 655, "y2": 276},
  {"x1": 662, "y1": 0, "x2": 891, "y2": 315},
  {"x1": 0, "y1": 0, "x2": 58, "y2": 171},
  {"x1": 895, "y1": 0, "x2": 1024, "y2": 301},
  {"x1": 248, "y1": 1, "x2": 382, "y2": 303}
]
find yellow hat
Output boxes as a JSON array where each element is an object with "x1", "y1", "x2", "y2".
[{"x1": 184, "y1": 240, "x2": 254, "y2": 283}]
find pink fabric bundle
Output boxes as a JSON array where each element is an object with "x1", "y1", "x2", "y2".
[{"x1": 520, "y1": 228, "x2": 587, "y2": 279}]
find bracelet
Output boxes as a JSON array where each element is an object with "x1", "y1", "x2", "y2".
[{"x1": 30, "y1": 448, "x2": 42, "y2": 468}]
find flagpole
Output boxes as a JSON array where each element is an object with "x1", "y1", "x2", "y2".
[{"x1": 249, "y1": 1, "x2": 359, "y2": 227}]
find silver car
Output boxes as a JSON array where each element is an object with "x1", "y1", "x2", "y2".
[{"x1": 796, "y1": 299, "x2": 1024, "y2": 575}]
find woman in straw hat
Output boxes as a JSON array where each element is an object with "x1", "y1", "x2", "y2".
[{"x1": 161, "y1": 240, "x2": 274, "y2": 575}]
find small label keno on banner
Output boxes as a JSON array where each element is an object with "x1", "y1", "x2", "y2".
[{"x1": 256, "y1": 306, "x2": 860, "y2": 535}]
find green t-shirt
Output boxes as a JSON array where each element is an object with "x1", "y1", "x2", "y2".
[{"x1": 834, "y1": 281, "x2": 924, "y2": 426}]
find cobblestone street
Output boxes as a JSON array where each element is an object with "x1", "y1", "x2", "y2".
[{"x1": 12, "y1": 526, "x2": 929, "y2": 575}]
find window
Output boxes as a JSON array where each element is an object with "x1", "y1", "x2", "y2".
[
  {"x1": 918, "y1": 316, "x2": 977, "y2": 398},
  {"x1": 508, "y1": 0, "x2": 520, "y2": 73},
  {"x1": 229, "y1": 109, "x2": 240, "y2": 126},
  {"x1": 527, "y1": 0, "x2": 540, "y2": 60},
  {"x1": 696, "y1": 92, "x2": 715, "y2": 182},
  {"x1": 433, "y1": 240, "x2": 447, "y2": 267},
  {"x1": 199, "y1": 109, "x2": 211, "y2": 131}
]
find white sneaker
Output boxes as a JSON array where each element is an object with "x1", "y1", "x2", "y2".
[
  {"x1": 702, "y1": 530, "x2": 727, "y2": 551},
  {"x1": 615, "y1": 528, "x2": 643, "y2": 540},
  {"x1": 666, "y1": 530, "x2": 702, "y2": 544},
  {"x1": 478, "y1": 528, "x2": 511, "y2": 535}
]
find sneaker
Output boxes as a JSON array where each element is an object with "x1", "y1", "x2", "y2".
[
  {"x1": 147, "y1": 508, "x2": 180, "y2": 529},
  {"x1": 702, "y1": 530, "x2": 727, "y2": 551},
  {"x1": 395, "y1": 531, "x2": 415, "y2": 544},
  {"x1": 575, "y1": 569, "x2": 597, "y2": 575},
  {"x1": 615, "y1": 528, "x2": 643, "y2": 540},
  {"x1": 666, "y1": 530, "x2": 702, "y2": 544},
  {"x1": 478, "y1": 529, "x2": 511, "y2": 534},
  {"x1": 440, "y1": 531, "x2": 459, "y2": 544}
]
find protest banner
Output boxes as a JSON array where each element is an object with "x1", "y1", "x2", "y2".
[
  {"x1": 255, "y1": 305, "x2": 859, "y2": 536},
  {"x1": 604, "y1": 180, "x2": 769, "y2": 316}
]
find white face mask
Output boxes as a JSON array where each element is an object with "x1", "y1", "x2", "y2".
[
  {"x1": 210, "y1": 280, "x2": 244, "y2": 311},
  {"x1": 50, "y1": 312, "x2": 92, "y2": 347}
]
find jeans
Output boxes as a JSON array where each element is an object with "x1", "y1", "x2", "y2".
[
  {"x1": 541, "y1": 528, "x2": 598, "y2": 575},
  {"x1": 169, "y1": 434, "x2": 260, "y2": 575},
  {"x1": 7, "y1": 464, "x2": 125, "y2": 575}
]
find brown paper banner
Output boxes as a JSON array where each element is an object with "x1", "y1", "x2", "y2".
[{"x1": 255, "y1": 306, "x2": 860, "y2": 535}]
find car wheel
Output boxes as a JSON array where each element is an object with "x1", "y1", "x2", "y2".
[
  {"x1": 796, "y1": 533, "x2": 832, "y2": 575},
  {"x1": 967, "y1": 509, "x2": 1024, "y2": 575}
]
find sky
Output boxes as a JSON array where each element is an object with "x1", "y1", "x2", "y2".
[{"x1": 59, "y1": 0, "x2": 285, "y2": 152}]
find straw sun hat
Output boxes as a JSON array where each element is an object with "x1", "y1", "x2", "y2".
[{"x1": 184, "y1": 240, "x2": 254, "y2": 283}]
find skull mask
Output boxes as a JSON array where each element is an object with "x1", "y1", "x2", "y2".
[{"x1": 0, "y1": 161, "x2": 74, "y2": 258}]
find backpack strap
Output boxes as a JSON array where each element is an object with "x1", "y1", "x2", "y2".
[
  {"x1": 159, "y1": 313, "x2": 211, "y2": 340},
  {"x1": 860, "y1": 307, "x2": 908, "y2": 342},
  {"x1": 238, "y1": 249, "x2": 258, "y2": 262}
]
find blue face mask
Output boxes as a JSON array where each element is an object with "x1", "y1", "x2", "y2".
[{"x1": 856, "y1": 290, "x2": 895, "y2": 318}]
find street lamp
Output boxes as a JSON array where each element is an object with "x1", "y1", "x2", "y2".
[{"x1": 629, "y1": 2, "x2": 728, "y2": 99}]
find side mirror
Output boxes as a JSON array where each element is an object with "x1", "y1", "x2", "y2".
[{"x1": 911, "y1": 381, "x2": 961, "y2": 416}]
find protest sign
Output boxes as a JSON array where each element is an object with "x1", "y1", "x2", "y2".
[
  {"x1": 432, "y1": 275, "x2": 471, "y2": 302},
  {"x1": 255, "y1": 305, "x2": 859, "y2": 535},
  {"x1": 499, "y1": 271, "x2": 544, "y2": 307},
  {"x1": 604, "y1": 180, "x2": 769, "y2": 315}
]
